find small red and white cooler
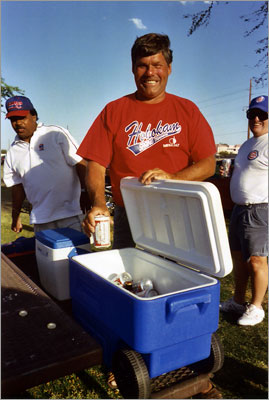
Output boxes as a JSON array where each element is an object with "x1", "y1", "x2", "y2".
[{"x1": 69, "y1": 177, "x2": 232, "y2": 393}]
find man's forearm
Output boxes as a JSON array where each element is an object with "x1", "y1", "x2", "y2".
[
  {"x1": 75, "y1": 159, "x2": 92, "y2": 213},
  {"x1": 75, "y1": 159, "x2": 88, "y2": 190},
  {"x1": 82, "y1": 161, "x2": 109, "y2": 237},
  {"x1": 173, "y1": 155, "x2": 216, "y2": 181},
  {"x1": 11, "y1": 184, "x2": 26, "y2": 217},
  {"x1": 85, "y1": 161, "x2": 107, "y2": 207},
  {"x1": 139, "y1": 154, "x2": 216, "y2": 185},
  {"x1": 11, "y1": 184, "x2": 26, "y2": 232}
]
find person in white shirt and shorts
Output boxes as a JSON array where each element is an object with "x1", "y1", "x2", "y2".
[{"x1": 220, "y1": 95, "x2": 268, "y2": 326}]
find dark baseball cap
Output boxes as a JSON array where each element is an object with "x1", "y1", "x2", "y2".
[{"x1": 6, "y1": 96, "x2": 35, "y2": 119}]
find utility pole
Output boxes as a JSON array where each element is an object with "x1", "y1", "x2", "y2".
[{"x1": 247, "y1": 79, "x2": 252, "y2": 139}]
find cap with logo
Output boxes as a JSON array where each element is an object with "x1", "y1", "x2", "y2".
[
  {"x1": 5, "y1": 96, "x2": 35, "y2": 119},
  {"x1": 248, "y1": 95, "x2": 268, "y2": 113}
]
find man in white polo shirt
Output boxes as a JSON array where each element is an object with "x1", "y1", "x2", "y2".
[
  {"x1": 220, "y1": 95, "x2": 268, "y2": 326},
  {"x1": 3, "y1": 96, "x2": 90, "y2": 233}
]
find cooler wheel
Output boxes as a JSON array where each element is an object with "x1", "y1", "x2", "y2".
[
  {"x1": 112, "y1": 348, "x2": 151, "y2": 399},
  {"x1": 190, "y1": 332, "x2": 224, "y2": 373}
]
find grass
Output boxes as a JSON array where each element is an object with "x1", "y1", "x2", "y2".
[{"x1": 1, "y1": 169, "x2": 268, "y2": 399}]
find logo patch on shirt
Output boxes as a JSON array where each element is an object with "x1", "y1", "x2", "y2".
[
  {"x1": 125, "y1": 120, "x2": 181, "y2": 155},
  {"x1": 163, "y1": 136, "x2": 180, "y2": 148},
  {"x1": 39, "y1": 144, "x2": 44, "y2": 151},
  {"x1": 247, "y1": 150, "x2": 258, "y2": 160}
]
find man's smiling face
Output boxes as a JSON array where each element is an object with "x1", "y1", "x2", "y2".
[
  {"x1": 133, "y1": 52, "x2": 171, "y2": 104},
  {"x1": 248, "y1": 109, "x2": 268, "y2": 137}
]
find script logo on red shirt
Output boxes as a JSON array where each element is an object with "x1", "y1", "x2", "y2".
[{"x1": 125, "y1": 120, "x2": 181, "y2": 155}]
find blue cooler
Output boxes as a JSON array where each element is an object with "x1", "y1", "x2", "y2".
[
  {"x1": 70, "y1": 178, "x2": 232, "y2": 378},
  {"x1": 1, "y1": 236, "x2": 35, "y2": 256},
  {"x1": 35, "y1": 228, "x2": 91, "y2": 300}
]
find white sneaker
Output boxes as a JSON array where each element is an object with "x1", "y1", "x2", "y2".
[
  {"x1": 237, "y1": 304, "x2": 265, "y2": 326},
  {"x1": 219, "y1": 298, "x2": 246, "y2": 314}
]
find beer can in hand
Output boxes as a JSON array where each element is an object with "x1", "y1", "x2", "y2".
[
  {"x1": 93, "y1": 215, "x2": 111, "y2": 248},
  {"x1": 221, "y1": 159, "x2": 232, "y2": 177}
]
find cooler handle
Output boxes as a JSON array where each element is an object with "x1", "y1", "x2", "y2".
[
  {"x1": 36, "y1": 245, "x2": 49, "y2": 257},
  {"x1": 166, "y1": 293, "x2": 211, "y2": 322}
]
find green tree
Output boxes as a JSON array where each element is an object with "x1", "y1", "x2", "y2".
[
  {"x1": 1, "y1": 78, "x2": 25, "y2": 110},
  {"x1": 183, "y1": 1, "x2": 268, "y2": 86}
]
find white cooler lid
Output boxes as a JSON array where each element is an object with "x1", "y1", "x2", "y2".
[{"x1": 120, "y1": 177, "x2": 233, "y2": 278}]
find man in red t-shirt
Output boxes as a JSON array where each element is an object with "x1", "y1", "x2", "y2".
[{"x1": 78, "y1": 33, "x2": 216, "y2": 248}]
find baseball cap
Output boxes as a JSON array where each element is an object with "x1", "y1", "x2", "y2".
[
  {"x1": 5, "y1": 96, "x2": 35, "y2": 119},
  {"x1": 247, "y1": 95, "x2": 268, "y2": 113}
]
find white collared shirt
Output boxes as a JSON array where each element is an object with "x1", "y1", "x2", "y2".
[
  {"x1": 230, "y1": 133, "x2": 268, "y2": 205},
  {"x1": 4, "y1": 122, "x2": 83, "y2": 224}
]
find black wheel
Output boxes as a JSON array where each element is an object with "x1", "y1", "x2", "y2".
[
  {"x1": 189, "y1": 332, "x2": 224, "y2": 374},
  {"x1": 112, "y1": 348, "x2": 151, "y2": 399}
]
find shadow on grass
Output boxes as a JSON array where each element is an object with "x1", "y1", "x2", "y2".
[
  {"x1": 76, "y1": 368, "x2": 117, "y2": 399},
  {"x1": 1, "y1": 185, "x2": 32, "y2": 215},
  {"x1": 21, "y1": 224, "x2": 34, "y2": 233},
  {"x1": 1, "y1": 185, "x2": 12, "y2": 210},
  {"x1": 214, "y1": 356, "x2": 268, "y2": 399},
  {"x1": 220, "y1": 311, "x2": 240, "y2": 325},
  {"x1": 1, "y1": 391, "x2": 34, "y2": 399}
]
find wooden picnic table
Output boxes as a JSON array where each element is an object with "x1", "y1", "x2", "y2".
[
  {"x1": 1, "y1": 252, "x2": 103, "y2": 397},
  {"x1": 1, "y1": 249, "x2": 217, "y2": 399}
]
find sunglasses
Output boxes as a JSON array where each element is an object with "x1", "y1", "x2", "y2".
[{"x1": 246, "y1": 109, "x2": 268, "y2": 121}]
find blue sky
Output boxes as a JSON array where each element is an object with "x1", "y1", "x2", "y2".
[{"x1": 1, "y1": 1, "x2": 268, "y2": 150}]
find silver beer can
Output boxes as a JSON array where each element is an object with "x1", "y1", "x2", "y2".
[
  {"x1": 132, "y1": 278, "x2": 153, "y2": 294},
  {"x1": 113, "y1": 272, "x2": 133, "y2": 286},
  {"x1": 144, "y1": 289, "x2": 159, "y2": 298},
  {"x1": 136, "y1": 288, "x2": 159, "y2": 298},
  {"x1": 221, "y1": 158, "x2": 232, "y2": 177},
  {"x1": 93, "y1": 215, "x2": 111, "y2": 248}
]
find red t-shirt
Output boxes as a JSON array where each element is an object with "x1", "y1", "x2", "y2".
[{"x1": 78, "y1": 93, "x2": 216, "y2": 206}]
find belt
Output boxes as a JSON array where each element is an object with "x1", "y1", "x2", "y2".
[{"x1": 237, "y1": 203, "x2": 268, "y2": 209}]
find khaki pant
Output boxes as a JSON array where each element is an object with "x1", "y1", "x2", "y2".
[{"x1": 34, "y1": 214, "x2": 84, "y2": 233}]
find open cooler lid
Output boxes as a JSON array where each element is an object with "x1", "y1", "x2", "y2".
[{"x1": 120, "y1": 177, "x2": 233, "y2": 278}]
